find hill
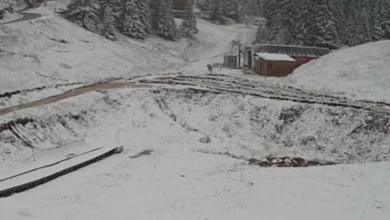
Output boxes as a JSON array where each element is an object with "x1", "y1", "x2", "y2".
[{"x1": 286, "y1": 40, "x2": 390, "y2": 102}]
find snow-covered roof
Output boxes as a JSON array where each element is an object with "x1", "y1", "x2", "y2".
[{"x1": 255, "y1": 53, "x2": 296, "y2": 62}]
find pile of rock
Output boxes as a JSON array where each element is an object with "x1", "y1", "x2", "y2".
[{"x1": 248, "y1": 155, "x2": 336, "y2": 168}]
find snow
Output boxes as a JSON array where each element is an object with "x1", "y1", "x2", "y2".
[
  {"x1": 0, "y1": 5, "x2": 255, "y2": 107},
  {"x1": 0, "y1": 2, "x2": 389, "y2": 219},
  {"x1": 0, "y1": 146, "x2": 116, "y2": 190},
  {"x1": 0, "y1": 77, "x2": 389, "y2": 219},
  {"x1": 286, "y1": 40, "x2": 390, "y2": 102},
  {"x1": 0, "y1": 137, "x2": 389, "y2": 219},
  {"x1": 256, "y1": 52, "x2": 296, "y2": 62},
  {"x1": 0, "y1": 11, "x2": 22, "y2": 24},
  {"x1": 0, "y1": 139, "x2": 88, "y2": 179}
]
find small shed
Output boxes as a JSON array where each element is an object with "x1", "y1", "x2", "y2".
[
  {"x1": 173, "y1": 0, "x2": 187, "y2": 11},
  {"x1": 254, "y1": 53, "x2": 299, "y2": 77},
  {"x1": 223, "y1": 54, "x2": 238, "y2": 68}
]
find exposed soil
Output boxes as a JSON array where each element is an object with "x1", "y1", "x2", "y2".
[
  {"x1": 130, "y1": 150, "x2": 154, "y2": 159},
  {"x1": 248, "y1": 155, "x2": 337, "y2": 168},
  {"x1": 0, "y1": 82, "x2": 82, "y2": 99},
  {"x1": 0, "y1": 82, "x2": 153, "y2": 116}
]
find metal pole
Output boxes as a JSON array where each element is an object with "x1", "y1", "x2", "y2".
[
  {"x1": 238, "y1": 44, "x2": 241, "y2": 67},
  {"x1": 264, "y1": 59, "x2": 267, "y2": 82}
]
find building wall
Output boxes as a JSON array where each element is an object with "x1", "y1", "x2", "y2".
[
  {"x1": 255, "y1": 59, "x2": 299, "y2": 77},
  {"x1": 223, "y1": 55, "x2": 238, "y2": 68},
  {"x1": 173, "y1": 0, "x2": 186, "y2": 11}
]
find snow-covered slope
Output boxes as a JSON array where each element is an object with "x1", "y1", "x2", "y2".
[
  {"x1": 286, "y1": 40, "x2": 390, "y2": 102},
  {"x1": 0, "y1": 11, "x2": 184, "y2": 93},
  {"x1": 0, "y1": 84, "x2": 389, "y2": 219},
  {"x1": 1, "y1": 80, "x2": 389, "y2": 170},
  {"x1": 0, "y1": 4, "x2": 252, "y2": 94}
]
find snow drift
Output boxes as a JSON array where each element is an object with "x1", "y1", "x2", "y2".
[{"x1": 286, "y1": 40, "x2": 390, "y2": 102}]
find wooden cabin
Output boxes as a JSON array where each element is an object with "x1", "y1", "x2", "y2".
[{"x1": 254, "y1": 53, "x2": 301, "y2": 77}]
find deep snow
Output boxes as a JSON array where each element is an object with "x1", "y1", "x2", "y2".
[{"x1": 286, "y1": 40, "x2": 390, "y2": 103}]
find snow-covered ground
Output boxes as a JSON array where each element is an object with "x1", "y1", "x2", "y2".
[
  {"x1": 286, "y1": 40, "x2": 390, "y2": 103},
  {"x1": 0, "y1": 86, "x2": 389, "y2": 219},
  {"x1": 0, "y1": 2, "x2": 389, "y2": 219},
  {"x1": 1, "y1": 79, "x2": 389, "y2": 170},
  {"x1": 0, "y1": 11, "x2": 22, "y2": 24},
  {"x1": 0, "y1": 4, "x2": 252, "y2": 93},
  {"x1": 0, "y1": 3, "x2": 255, "y2": 109}
]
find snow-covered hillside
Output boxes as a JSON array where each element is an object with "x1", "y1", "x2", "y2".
[
  {"x1": 286, "y1": 40, "x2": 390, "y2": 102},
  {"x1": 1, "y1": 75, "x2": 389, "y2": 170},
  {"x1": 0, "y1": 79, "x2": 389, "y2": 219},
  {"x1": 0, "y1": 4, "x2": 252, "y2": 95}
]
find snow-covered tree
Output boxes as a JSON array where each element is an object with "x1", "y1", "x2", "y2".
[
  {"x1": 198, "y1": 0, "x2": 228, "y2": 23},
  {"x1": 223, "y1": 0, "x2": 240, "y2": 21},
  {"x1": 262, "y1": 0, "x2": 302, "y2": 44},
  {"x1": 180, "y1": 0, "x2": 199, "y2": 37},
  {"x1": 239, "y1": 0, "x2": 262, "y2": 17},
  {"x1": 253, "y1": 20, "x2": 267, "y2": 43},
  {"x1": 121, "y1": 0, "x2": 147, "y2": 39},
  {"x1": 198, "y1": 0, "x2": 216, "y2": 19},
  {"x1": 152, "y1": 0, "x2": 177, "y2": 40},
  {"x1": 215, "y1": 0, "x2": 224, "y2": 23},
  {"x1": 135, "y1": 0, "x2": 151, "y2": 34},
  {"x1": 61, "y1": 0, "x2": 100, "y2": 32},
  {"x1": 100, "y1": 0, "x2": 116, "y2": 40},
  {"x1": 305, "y1": 0, "x2": 339, "y2": 48}
]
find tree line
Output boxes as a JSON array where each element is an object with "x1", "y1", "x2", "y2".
[
  {"x1": 254, "y1": 0, "x2": 390, "y2": 48},
  {"x1": 61, "y1": 0, "x2": 198, "y2": 41}
]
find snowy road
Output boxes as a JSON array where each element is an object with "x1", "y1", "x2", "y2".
[{"x1": 1, "y1": 73, "x2": 389, "y2": 116}]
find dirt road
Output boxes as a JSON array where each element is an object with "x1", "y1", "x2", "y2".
[
  {"x1": 0, "y1": 82, "x2": 153, "y2": 116},
  {"x1": 0, "y1": 12, "x2": 42, "y2": 25},
  {"x1": 1, "y1": 74, "x2": 390, "y2": 117}
]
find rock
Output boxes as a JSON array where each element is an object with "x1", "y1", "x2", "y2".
[{"x1": 199, "y1": 135, "x2": 211, "y2": 144}]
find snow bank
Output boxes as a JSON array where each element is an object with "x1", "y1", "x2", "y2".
[{"x1": 286, "y1": 40, "x2": 390, "y2": 102}]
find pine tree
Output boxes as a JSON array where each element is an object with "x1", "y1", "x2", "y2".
[
  {"x1": 296, "y1": 0, "x2": 317, "y2": 44},
  {"x1": 305, "y1": 0, "x2": 339, "y2": 48},
  {"x1": 121, "y1": 0, "x2": 147, "y2": 39},
  {"x1": 278, "y1": 0, "x2": 303, "y2": 44},
  {"x1": 263, "y1": 0, "x2": 281, "y2": 43},
  {"x1": 253, "y1": 20, "x2": 267, "y2": 43},
  {"x1": 199, "y1": 0, "x2": 216, "y2": 20},
  {"x1": 61, "y1": 0, "x2": 100, "y2": 32},
  {"x1": 215, "y1": 0, "x2": 224, "y2": 23},
  {"x1": 372, "y1": 0, "x2": 390, "y2": 39},
  {"x1": 223, "y1": 0, "x2": 240, "y2": 21},
  {"x1": 100, "y1": 0, "x2": 116, "y2": 40},
  {"x1": 180, "y1": 0, "x2": 199, "y2": 37},
  {"x1": 135, "y1": 0, "x2": 151, "y2": 34},
  {"x1": 240, "y1": 0, "x2": 261, "y2": 17},
  {"x1": 153, "y1": 0, "x2": 177, "y2": 40}
]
